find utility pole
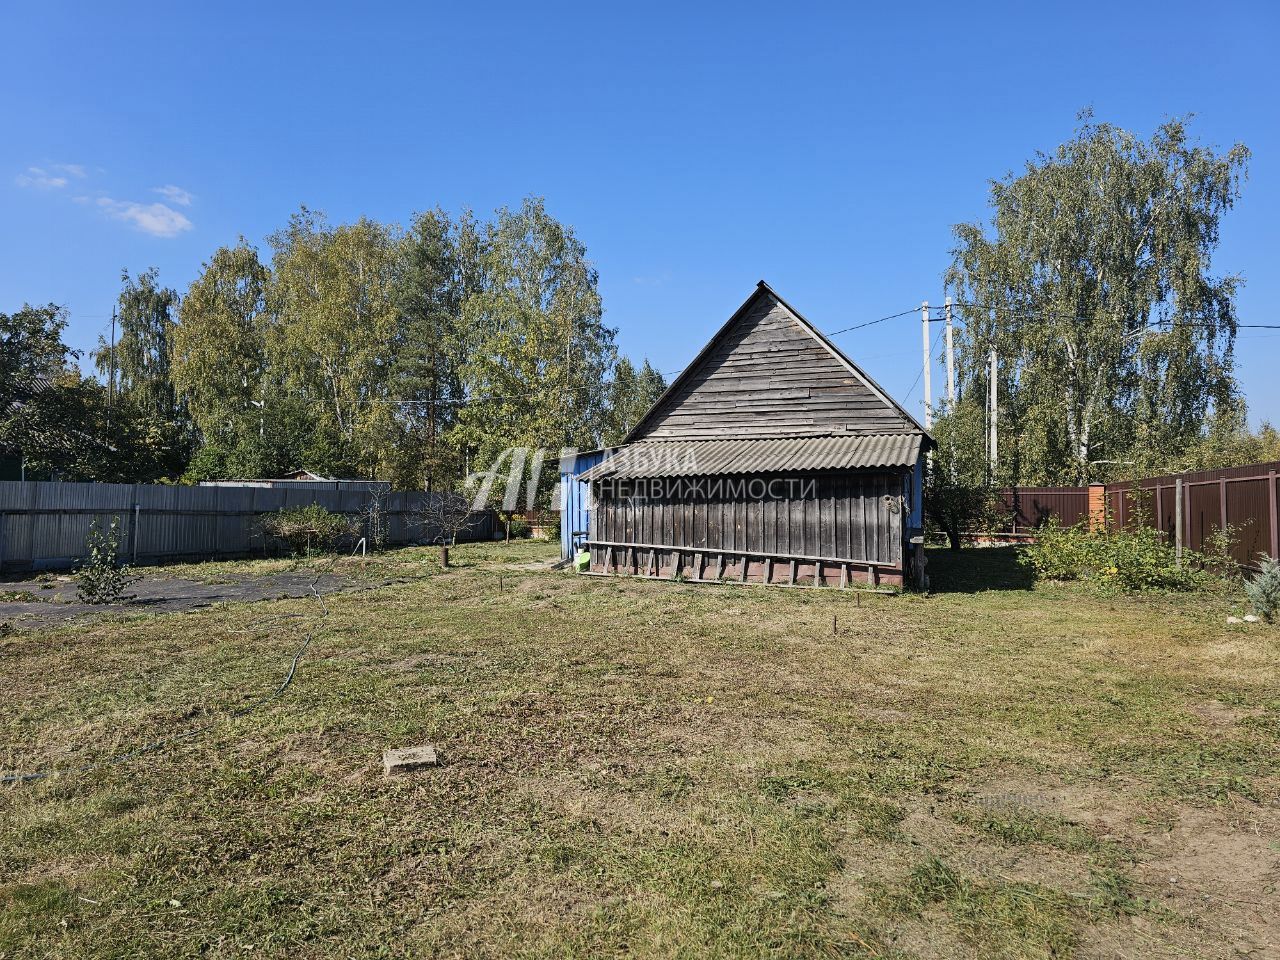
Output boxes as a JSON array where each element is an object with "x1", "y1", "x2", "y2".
[
  {"x1": 108, "y1": 307, "x2": 118, "y2": 407},
  {"x1": 944, "y1": 296, "x2": 955, "y2": 410},
  {"x1": 988, "y1": 345, "x2": 998, "y2": 480},
  {"x1": 921, "y1": 301, "x2": 931, "y2": 429},
  {"x1": 944, "y1": 296, "x2": 956, "y2": 481}
]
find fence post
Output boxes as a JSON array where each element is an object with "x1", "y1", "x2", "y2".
[
  {"x1": 1155, "y1": 484, "x2": 1163, "y2": 537},
  {"x1": 1218, "y1": 477, "x2": 1228, "y2": 537},
  {"x1": 0, "y1": 511, "x2": 6, "y2": 571},
  {"x1": 1175, "y1": 478, "x2": 1184, "y2": 568},
  {"x1": 1269, "y1": 470, "x2": 1278, "y2": 561},
  {"x1": 1088, "y1": 484, "x2": 1107, "y2": 532},
  {"x1": 131, "y1": 502, "x2": 140, "y2": 565}
]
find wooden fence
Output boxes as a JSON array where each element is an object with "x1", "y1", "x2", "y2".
[{"x1": 0, "y1": 480, "x2": 495, "y2": 573}]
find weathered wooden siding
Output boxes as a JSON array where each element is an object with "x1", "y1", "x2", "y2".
[
  {"x1": 588, "y1": 470, "x2": 906, "y2": 584},
  {"x1": 632, "y1": 291, "x2": 914, "y2": 440}
]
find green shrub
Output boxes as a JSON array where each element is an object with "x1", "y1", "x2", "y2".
[
  {"x1": 260, "y1": 504, "x2": 355, "y2": 556},
  {"x1": 1245, "y1": 555, "x2": 1280, "y2": 621},
  {"x1": 1201, "y1": 521, "x2": 1251, "y2": 581},
  {"x1": 1021, "y1": 520, "x2": 1200, "y2": 592},
  {"x1": 506, "y1": 517, "x2": 532, "y2": 539},
  {"x1": 76, "y1": 517, "x2": 139, "y2": 604},
  {"x1": 924, "y1": 482, "x2": 1014, "y2": 549}
]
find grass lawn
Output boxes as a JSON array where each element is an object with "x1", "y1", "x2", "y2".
[{"x1": 1, "y1": 542, "x2": 1277, "y2": 959}]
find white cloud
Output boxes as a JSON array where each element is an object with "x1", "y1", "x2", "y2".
[
  {"x1": 15, "y1": 166, "x2": 68, "y2": 189},
  {"x1": 53, "y1": 163, "x2": 87, "y2": 179},
  {"x1": 97, "y1": 197, "x2": 193, "y2": 238},
  {"x1": 153, "y1": 184, "x2": 193, "y2": 206}
]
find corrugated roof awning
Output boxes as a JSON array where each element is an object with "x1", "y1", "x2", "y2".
[{"x1": 578, "y1": 434, "x2": 925, "y2": 481}]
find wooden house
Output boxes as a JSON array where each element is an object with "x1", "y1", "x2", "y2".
[{"x1": 579, "y1": 282, "x2": 933, "y2": 588}]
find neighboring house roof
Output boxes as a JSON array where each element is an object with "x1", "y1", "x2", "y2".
[
  {"x1": 622, "y1": 281, "x2": 930, "y2": 445},
  {"x1": 579, "y1": 434, "x2": 925, "y2": 481}
]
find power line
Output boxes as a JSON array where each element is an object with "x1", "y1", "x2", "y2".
[
  {"x1": 824, "y1": 307, "x2": 922, "y2": 337},
  {"x1": 952, "y1": 300, "x2": 1280, "y2": 330},
  {"x1": 903, "y1": 323, "x2": 947, "y2": 403}
]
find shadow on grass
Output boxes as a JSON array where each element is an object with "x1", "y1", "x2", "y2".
[{"x1": 927, "y1": 546, "x2": 1036, "y2": 593}]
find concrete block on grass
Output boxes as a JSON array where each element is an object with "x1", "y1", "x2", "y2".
[{"x1": 383, "y1": 745, "x2": 439, "y2": 776}]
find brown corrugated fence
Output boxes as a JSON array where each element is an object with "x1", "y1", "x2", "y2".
[{"x1": 992, "y1": 461, "x2": 1280, "y2": 568}]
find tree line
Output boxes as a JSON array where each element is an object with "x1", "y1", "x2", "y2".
[{"x1": 1, "y1": 197, "x2": 666, "y2": 491}]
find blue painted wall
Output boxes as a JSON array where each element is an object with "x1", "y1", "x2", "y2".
[{"x1": 559, "y1": 449, "x2": 604, "y2": 560}]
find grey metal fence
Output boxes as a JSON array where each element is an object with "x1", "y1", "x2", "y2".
[{"x1": 0, "y1": 481, "x2": 495, "y2": 572}]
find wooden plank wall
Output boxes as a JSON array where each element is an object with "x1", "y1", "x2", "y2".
[
  {"x1": 588, "y1": 470, "x2": 905, "y2": 583},
  {"x1": 0, "y1": 481, "x2": 495, "y2": 572},
  {"x1": 634, "y1": 291, "x2": 912, "y2": 440}
]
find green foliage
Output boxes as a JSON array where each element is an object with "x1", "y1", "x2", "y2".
[
  {"x1": 923, "y1": 478, "x2": 1013, "y2": 549},
  {"x1": 946, "y1": 113, "x2": 1249, "y2": 485},
  {"x1": 171, "y1": 241, "x2": 270, "y2": 443},
  {"x1": 260, "y1": 504, "x2": 355, "y2": 555},
  {"x1": 268, "y1": 210, "x2": 402, "y2": 479},
  {"x1": 453, "y1": 197, "x2": 617, "y2": 494},
  {"x1": 928, "y1": 401, "x2": 991, "y2": 487},
  {"x1": 506, "y1": 517, "x2": 532, "y2": 539},
  {"x1": 1021, "y1": 520, "x2": 1201, "y2": 591},
  {"x1": 0, "y1": 304, "x2": 73, "y2": 405},
  {"x1": 544, "y1": 512, "x2": 562, "y2": 543},
  {"x1": 1148, "y1": 409, "x2": 1280, "y2": 476},
  {"x1": 386, "y1": 209, "x2": 474, "y2": 490},
  {"x1": 1244, "y1": 555, "x2": 1280, "y2": 622},
  {"x1": 92, "y1": 268, "x2": 192, "y2": 477},
  {"x1": 1200, "y1": 520, "x2": 1250, "y2": 581},
  {"x1": 11, "y1": 200, "x2": 668, "y2": 488},
  {"x1": 601, "y1": 357, "x2": 667, "y2": 446},
  {"x1": 75, "y1": 517, "x2": 138, "y2": 604}
]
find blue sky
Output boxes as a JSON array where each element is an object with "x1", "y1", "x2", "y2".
[{"x1": 2, "y1": 0, "x2": 1277, "y2": 426}]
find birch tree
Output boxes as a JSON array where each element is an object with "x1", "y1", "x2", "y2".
[
  {"x1": 172, "y1": 241, "x2": 271, "y2": 441},
  {"x1": 946, "y1": 113, "x2": 1248, "y2": 484},
  {"x1": 454, "y1": 197, "x2": 616, "y2": 497},
  {"x1": 268, "y1": 210, "x2": 402, "y2": 477}
]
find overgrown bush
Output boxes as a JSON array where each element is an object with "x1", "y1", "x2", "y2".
[
  {"x1": 1020, "y1": 520, "x2": 1201, "y2": 592},
  {"x1": 76, "y1": 517, "x2": 139, "y2": 604},
  {"x1": 1200, "y1": 521, "x2": 1251, "y2": 581},
  {"x1": 260, "y1": 504, "x2": 355, "y2": 556},
  {"x1": 924, "y1": 481, "x2": 1014, "y2": 549},
  {"x1": 506, "y1": 517, "x2": 532, "y2": 539},
  {"x1": 1245, "y1": 555, "x2": 1280, "y2": 621}
]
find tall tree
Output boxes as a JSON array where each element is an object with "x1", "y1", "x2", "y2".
[
  {"x1": 946, "y1": 114, "x2": 1248, "y2": 484},
  {"x1": 95, "y1": 269, "x2": 183, "y2": 422},
  {"x1": 455, "y1": 197, "x2": 616, "y2": 495},
  {"x1": 386, "y1": 209, "x2": 475, "y2": 489},
  {"x1": 92, "y1": 268, "x2": 192, "y2": 476},
  {"x1": 268, "y1": 209, "x2": 402, "y2": 478},
  {"x1": 172, "y1": 241, "x2": 271, "y2": 443},
  {"x1": 601, "y1": 357, "x2": 667, "y2": 446},
  {"x1": 1, "y1": 304, "x2": 83, "y2": 476}
]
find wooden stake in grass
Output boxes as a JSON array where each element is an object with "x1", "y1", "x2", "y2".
[{"x1": 832, "y1": 614, "x2": 837, "y2": 636}]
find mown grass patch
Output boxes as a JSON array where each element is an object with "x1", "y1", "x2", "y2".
[{"x1": 2, "y1": 543, "x2": 1277, "y2": 958}]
